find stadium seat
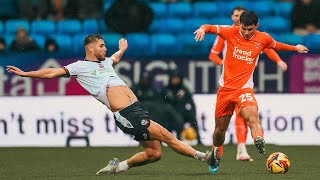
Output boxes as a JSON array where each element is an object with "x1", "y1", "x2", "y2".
[
  {"x1": 274, "y1": 2, "x2": 293, "y2": 18},
  {"x1": 125, "y1": 33, "x2": 150, "y2": 57},
  {"x1": 177, "y1": 33, "x2": 215, "y2": 57},
  {"x1": 101, "y1": 33, "x2": 122, "y2": 55},
  {"x1": 259, "y1": 17, "x2": 290, "y2": 33},
  {"x1": 99, "y1": 19, "x2": 107, "y2": 33},
  {"x1": 216, "y1": 2, "x2": 237, "y2": 17},
  {"x1": 210, "y1": 17, "x2": 232, "y2": 26},
  {"x1": 268, "y1": 33, "x2": 279, "y2": 41},
  {"x1": 149, "y1": 2, "x2": 167, "y2": 18},
  {"x1": 152, "y1": 18, "x2": 184, "y2": 34},
  {"x1": 249, "y1": 1, "x2": 274, "y2": 17},
  {"x1": 148, "y1": 19, "x2": 162, "y2": 33},
  {"x1": 3, "y1": 34, "x2": 14, "y2": 47},
  {"x1": 5, "y1": 19, "x2": 29, "y2": 34},
  {"x1": 57, "y1": 20, "x2": 82, "y2": 35},
  {"x1": 193, "y1": 2, "x2": 218, "y2": 18},
  {"x1": 49, "y1": 34, "x2": 72, "y2": 50},
  {"x1": 151, "y1": 33, "x2": 178, "y2": 57},
  {"x1": 72, "y1": 33, "x2": 87, "y2": 53},
  {"x1": 185, "y1": 18, "x2": 209, "y2": 33},
  {"x1": 0, "y1": 21, "x2": 3, "y2": 33},
  {"x1": 83, "y1": 19, "x2": 99, "y2": 34},
  {"x1": 228, "y1": 1, "x2": 251, "y2": 11},
  {"x1": 30, "y1": 34, "x2": 46, "y2": 49},
  {"x1": 304, "y1": 34, "x2": 320, "y2": 52},
  {"x1": 167, "y1": 2, "x2": 192, "y2": 18},
  {"x1": 278, "y1": 33, "x2": 303, "y2": 46},
  {"x1": 31, "y1": 20, "x2": 55, "y2": 36}
]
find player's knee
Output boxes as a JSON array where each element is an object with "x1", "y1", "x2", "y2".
[
  {"x1": 146, "y1": 149, "x2": 162, "y2": 162},
  {"x1": 215, "y1": 126, "x2": 227, "y2": 134}
]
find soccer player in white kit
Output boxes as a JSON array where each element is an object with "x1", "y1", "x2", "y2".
[{"x1": 6, "y1": 34, "x2": 210, "y2": 175}]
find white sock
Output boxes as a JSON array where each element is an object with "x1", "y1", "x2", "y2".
[
  {"x1": 237, "y1": 143, "x2": 248, "y2": 155},
  {"x1": 116, "y1": 160, "x2": 130, "y2": 173},
  {"x1": 193, "y1": 151, "x2": 206, "y2": 161}
]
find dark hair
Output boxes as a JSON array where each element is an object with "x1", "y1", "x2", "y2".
[
  {"x1": 45, "y1": 38, "x2": 57, "y2": 46},
  {"x1": 240, "y1": 10, "x2": 258, "y2": 26},
  {"x1": 84, "y1": 34, "x2": 103, "y2": 46},
  {"x1": 231, "y1": 6, "x2": 247, "y2": 15}
]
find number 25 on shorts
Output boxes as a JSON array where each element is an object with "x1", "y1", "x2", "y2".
[{"x1": 239, "y1": 93, "x2": 254, "y2": 103}]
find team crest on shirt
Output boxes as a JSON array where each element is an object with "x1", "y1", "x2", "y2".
[
  {"x1": 254, "y1": 42, "x2": 261, "y2": 48},
  {"x1": 141, "y1": 119, "x2": 149, "y2": 126},
  {"x1": 91, "y1": 70, "x2": 97, "y2": 76},
  {"x1": 235, "y1": 36, "x2": 240, "y2": 42},
  {"x1": 99, "y1": 64, "x2": 104, "y2": 68}
]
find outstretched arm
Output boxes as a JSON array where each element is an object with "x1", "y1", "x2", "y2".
[
  {"x1": 194, "y1": 25, "x2": 219, "y2": 41},
  {"x1": 6, "y1": 66, "x2": 67, "y2": 79},
  {"x1": 110, "y1": 38, "x2": 128, "y2": 65},
  {"x1": 263, "y1": 48, "x2": 287, "y2": 71}
]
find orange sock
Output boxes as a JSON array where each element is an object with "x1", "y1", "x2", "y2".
[{"x1": 212, "y1": 145, "x2": 223, "y2": 158}]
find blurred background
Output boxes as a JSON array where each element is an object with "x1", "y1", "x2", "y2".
[{"x1": 0, "y1": 0, "x2": 319, "y2": 147}]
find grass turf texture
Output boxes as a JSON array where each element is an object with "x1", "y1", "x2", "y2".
[{"x1": 0, "y1": 145, "x2": 319, "y2": 180}]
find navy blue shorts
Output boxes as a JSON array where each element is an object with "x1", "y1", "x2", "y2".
[{"x1": 114, "y1": 101, "x2": 151, "y2": 141}]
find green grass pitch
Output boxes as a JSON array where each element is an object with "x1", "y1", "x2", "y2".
[{"x1": 0, "y1": 145, "x2": 319, "y2": 180}]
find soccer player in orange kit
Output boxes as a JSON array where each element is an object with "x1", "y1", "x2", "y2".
[
  {"x1": 194, "y1": 10, "x2": 308, "y2": 173},
  {"x1": 209, "y1": 7, "x2": 288, "y2": 161}
]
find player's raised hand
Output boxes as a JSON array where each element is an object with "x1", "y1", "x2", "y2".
[
  {"x1": 194, "y1": 28, "x2": 205, "y2": 41},
  {"x1": 296, "y1": 44, "x2": 308, "y2": 53},
  {"x1": 6, "y1": 65, "x2": 26, "y2": 77},
  {"x1": 277, "y1": 61, "x2": 288, "y2": 71},
  {"x1": 119, "y1": 38, "x2": 128, "y2": 51}
]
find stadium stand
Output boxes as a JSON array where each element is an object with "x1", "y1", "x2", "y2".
[
  {"x1": 167, "y1": 2, "x2": 192, "y2": 18},
  {"x1": 278, "y1": 33, "x2": 304, "y2": 46},
  {"x1": 274, "y1": 2, "x2": 294, "y2": 18},
  {"x1": 5, "y1": 19, "x2": 29, "y2": 34},
  {"x1": 1, "y1": 0, "x2": 319, "y2": 55},
  {"x1": 304, "y1": 34, "x2": 320, "y2": 52},
  {"x1": 125, "y1": 33, "x2": 151, "y2": 57},
  {"x1": 57, "y1": 20, "x2": 82, "y2": 35},
  {"x1": 83, "y1": 19, "x2": 99, "y2": 34},
  {"x1": 149, "y1": 2, "x2": 167, "y2": 18},
  {"x1": 0, "y1": 21, "x2": 3, "y2": 33},
  {"x1": 49, "y1": 34, "x2": 72, "y2": 51},
  {"x1": 193, "y1": 2, "x2": 218, "y2": 19},
  {"x1": 151, "y1": 33, "x2": 177, "y2": 57},
  {"x1": 30, "y1": 34, "x2": 46, "y2": 50},
  {"x1": 259, "y1": 17, "x2": 291, "y2": 34},
  {"x1": 101, "y1": 33, "x2": 122, "y2": 55},
  {"x1": 31, "y1": 20, "x2": 55, "y2": 36}
]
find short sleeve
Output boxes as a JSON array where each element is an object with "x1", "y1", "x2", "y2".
[
  {"x1": 264, "y1": 33, "x2": 276, "y2": 49},
  {"x1": 216, "y1": 25, "x2": 231, "y2": 40},
  {"x1": 64, "y1": 61, "x2": 81, "y2": 77},
  {"x1": 105, "y1": 57, "x2": 114, "y2": 65}
]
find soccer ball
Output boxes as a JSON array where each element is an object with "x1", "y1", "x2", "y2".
[{"x1": 266, "y1": 152, "x2": 290, "y2": 174}]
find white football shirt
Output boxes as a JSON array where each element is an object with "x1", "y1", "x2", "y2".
[{"x1": 63, "y1": 58, "x2": 127, "y2": 108}]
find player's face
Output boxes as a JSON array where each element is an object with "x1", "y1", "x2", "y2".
[
  {"x1": 240, "y1": 24, "x2": 258, "y2": 40},
  {"x1": 93, "y1": 39, "x2": 107, "y2": 61},
  {"x1": 231, "y1": 10, "x2": 245, "y2": 26}
]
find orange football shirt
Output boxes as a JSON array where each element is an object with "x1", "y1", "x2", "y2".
[{"x1": 203, "y1": 25, "x2": 277, "y2": 89}]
